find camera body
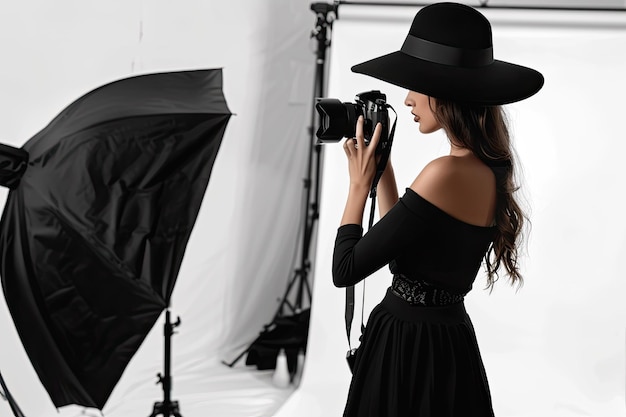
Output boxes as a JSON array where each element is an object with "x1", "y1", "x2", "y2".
[{"x1": 315, "y1": 90, "x2": 390, "y2": 154}]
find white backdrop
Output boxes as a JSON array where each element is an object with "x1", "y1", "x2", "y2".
[
  {"x1": 0, "y1": 1, "x2": 316, "y2": 416},
  {"x1": 275, "y1": 5, "x2": 626, "y2": 417}
]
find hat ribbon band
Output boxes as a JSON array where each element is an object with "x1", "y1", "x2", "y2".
[{"x1": 401, "y1": 35, "x2": 493, "y2": 67}]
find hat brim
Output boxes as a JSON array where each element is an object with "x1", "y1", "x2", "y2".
[{"x1": 351, "y1": 51, "x2": 544, "y2": 105}]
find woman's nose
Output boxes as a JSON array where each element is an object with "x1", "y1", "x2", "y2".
[{"x1": 404, "y1": 92, "x2": 413, "y2": 107}]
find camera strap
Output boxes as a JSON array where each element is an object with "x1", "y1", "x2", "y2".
[{"x1": 345, "y1": 105, "x2": 397, "y2": 352}]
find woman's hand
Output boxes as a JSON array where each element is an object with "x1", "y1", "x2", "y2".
[
  {"x1": 342, "y1": 116, "x2": 382, "y2": 190},
  {"x1": 339, "y1": 116, "x2": 382, "y2": 226}
]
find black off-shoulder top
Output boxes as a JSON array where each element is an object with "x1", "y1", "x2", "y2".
[{"x1": 332, "y1": 188, "x2": 495, "y2": 294}]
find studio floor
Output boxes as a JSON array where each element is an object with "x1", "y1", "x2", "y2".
[{"x1": 16, "y1": 357, "x2": 297, "y2": 417}]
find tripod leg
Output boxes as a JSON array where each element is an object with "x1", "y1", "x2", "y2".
[
  {"x1": 221, "y1": 346, "x2": 249, "y2": 368},
  {"x1": 148, "y1": 401, "x2": 182, "y2": 417},
  {"x1": 149, "y1": 401, "x2": 161, "y2": 417},
  {"x1": 174, "y1": 402, "x2": 183, "y2": 417},
  {"x1": 170, "y1": 400, "x2": 182, "y2": 417},
  {"x1": 0, "y1": 370, "x2": 25, "y2": 417}
]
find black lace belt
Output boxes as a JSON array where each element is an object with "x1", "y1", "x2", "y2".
[{"x1": 391, "y1": 274, "x2": 466, "y2": 306}]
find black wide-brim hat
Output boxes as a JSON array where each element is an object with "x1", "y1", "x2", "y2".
[{"x1": 351, "y1": 2, "x2": 544, "y2": 105}]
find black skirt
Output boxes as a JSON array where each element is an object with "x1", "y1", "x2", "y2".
[{"x1": 343, "y1": 288, "x2": 495, "y2": 417}]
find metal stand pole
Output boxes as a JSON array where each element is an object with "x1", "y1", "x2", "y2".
[
  {"x1": 149, "y1": 309, "x2": 182, "y2": 417},
  {"x1": 283, "y1": 1, "x2": 335, "y2": 316},
  {"x1": 222, "y1": 2, "x2": 336, "y2": 369},
  {"x1": 269, "y1": 1, "x2": 335, "y2": 320}
]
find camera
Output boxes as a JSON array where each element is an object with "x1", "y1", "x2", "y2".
[{"x1": 315, "y1": 90, "x2": 390, "y2": 154}]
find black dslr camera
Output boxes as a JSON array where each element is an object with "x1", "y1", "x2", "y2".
[{"x1": 315, "y1": 90, "x2": 390, "y2": 154}]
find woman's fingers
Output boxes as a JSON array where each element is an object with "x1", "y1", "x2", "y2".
[
  {"x1": 343, "y1": 137, "x2": 353, "y2": 155},
  {"x1": 343, "y1": 137, "x2": 359, "y2": 154},
  {"x1": 345, "y1": 117, "x2": 382, "y2": 161},
  {"x1": 368, "y1": 122, "x2": 383, "y2": 152},
  {"x1": 354, "y1": 116, "x2": 383, "y2": 155},
  {"x1": 354, "y1": 116, "x2": 366, "y2": 150}
]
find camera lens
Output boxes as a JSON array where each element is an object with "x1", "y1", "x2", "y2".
[{"x1": 315, "y1": 99, "x2": 357, "y2": 143}]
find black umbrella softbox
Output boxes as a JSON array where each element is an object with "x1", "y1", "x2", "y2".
[{"x1": 0, "y1": 69, "x2": 231, "y2": 409}]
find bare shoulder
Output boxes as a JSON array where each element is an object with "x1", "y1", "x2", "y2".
[
  {"x1": 410, "y1": 156, "x2": 467, "y2": 204},
  {"x1": 412, "y1": 156, "x2": 462, "y2": 185},
  {"x1": 410, "y1": 155, "x2": 496, "y2": 226}
]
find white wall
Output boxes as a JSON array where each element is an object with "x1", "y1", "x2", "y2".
[
  {"x1": 276, "y1": 5, "x2": 626, "y2": 417},
  {"x1": 0, "y1": 1, "x2": 315, "y2": 416}
]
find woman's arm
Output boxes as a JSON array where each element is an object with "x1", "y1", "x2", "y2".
[
  {"x1": 333, "y1": 189, "x2": 435, "y2": 287},
  {"x1": 376, "y1": 160, "x2": 399, "y2": 218},
  {"x1": 339, "y1": 116, "x2": 382, "y2": 226},
  {"x1": 340, "y1": 183, "x2": 370, "y2": 226}
]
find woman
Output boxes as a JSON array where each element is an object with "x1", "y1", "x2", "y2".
[{"x1": 332, "y1": 3, "x2": 544, "y2": 416}]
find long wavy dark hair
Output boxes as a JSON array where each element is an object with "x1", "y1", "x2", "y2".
[{"x1": 430, "y1": 97, "x2": 526, "y2": 290}]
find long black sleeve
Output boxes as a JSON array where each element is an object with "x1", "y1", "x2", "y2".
[{"x1": 332, "y1": 189, "x2": 437, "y2": 287}]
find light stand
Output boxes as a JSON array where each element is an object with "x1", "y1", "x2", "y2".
[
  {"x1": 273, "y1": 0, "x2": 336, "y2": 319},
  {"x1": 222, "y1": 2, "x2": 336, "y2": 369},
  {"x1": 0, "y1": 370, "x2": 25, "y2": 417},
  {"x1": 149, "y1": 309, "x2": 182, "y2": 417}
]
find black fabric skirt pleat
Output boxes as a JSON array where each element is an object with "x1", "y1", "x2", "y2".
[{"x1": 343, "y1": 288, "x2": 495, "y2": 417}]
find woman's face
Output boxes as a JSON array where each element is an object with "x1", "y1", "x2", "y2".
[{"x1": 404, "y1": 91, "x2": 441, "y2": 134}]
